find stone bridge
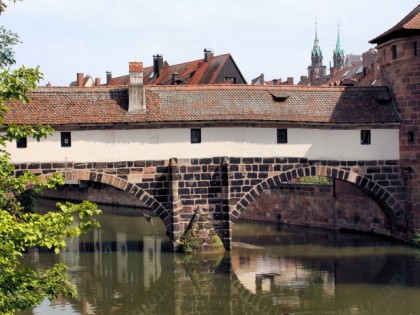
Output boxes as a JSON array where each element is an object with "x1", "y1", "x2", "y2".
[{"x1": 14, "y1": 156, "x2": 408, "y2": 249}]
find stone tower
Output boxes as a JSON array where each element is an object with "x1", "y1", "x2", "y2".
[
  {"x1": 308, "y1": 20, "x2": 327, "y2": 79},
  {"x1": 333, "y1": 25, "x2": 345, "y2": 69},
  {"x1": 369, "y1": 4, "x2": 420, "y2": 235}
]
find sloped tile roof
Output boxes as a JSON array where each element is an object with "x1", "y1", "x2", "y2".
[
  {"x1": 3, "y1": 85, "x2": 401, "y2": 126},
  {"x1": 108, "y1": 54, "x2": 245, "y2": 86},
  {"x1": 370, "y1": 4, "x2": 420, "y2": 45}
]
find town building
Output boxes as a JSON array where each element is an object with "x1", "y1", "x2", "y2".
[{"x1": 70, "y1": 49, "x2": 247, "y2": 87}]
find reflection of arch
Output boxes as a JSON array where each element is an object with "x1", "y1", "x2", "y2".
[
  {"x1": 39, "y1": 170, "x2": 171, "y2": 232},
  {"x1": 233, "y1": 166, "x2": 404, "y2": 228}
]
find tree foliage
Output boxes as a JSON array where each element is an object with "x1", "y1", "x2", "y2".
[{"x1": 0, "y1": 3, "x2": 101, "y2": 314}]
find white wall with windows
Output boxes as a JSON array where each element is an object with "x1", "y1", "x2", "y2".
[{"x1": 6, "y1": 127, "x2": 399, "y2": 163}]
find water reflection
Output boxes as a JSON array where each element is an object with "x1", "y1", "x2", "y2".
[{"x1": 19, "y1": 203, "x2": 420, "y2": 315}]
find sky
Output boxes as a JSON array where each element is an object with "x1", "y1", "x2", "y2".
[{"x1": 1, "y1": 0, "x2": 418, "y2": 86}]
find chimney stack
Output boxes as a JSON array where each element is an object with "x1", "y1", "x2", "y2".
[
  {"x1": 95, "y1": 78, "x2": 101, "y2": 86},
  {"x1": 106, "y1": 71, "x2": 112, "y2": 85},
  {"x1": 204, "y1": 48, "x2": 214, "y2": 62},
  {"x1": 172, "y1": 72, "x2": 179, "y2": 85},
  {"x1": 310, "y1": 70, "x2": 317, "y2": 85},
  {"x1": 371, "y1": 62, "x2": 377, "y2": 83},
  {"x1": 128, "y1": 62, "x2": 146, "y2": 112},
  {"x1": 153, "y1": 54, "x2": 164, "y2": 77},
  {"x1": 287, "y1": 77, "x2": 294, "y2": 85},
  {"x1": 260, "y1": 73, "x2": 265, "y2": 85},
  {"x1": 77, "y1": 73, "x2": 84, "y2": 87}
]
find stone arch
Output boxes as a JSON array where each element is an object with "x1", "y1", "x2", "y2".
[
  {"x1": 38, "y1": 170, "x2": 172, "y2": 232},
  {"x1": 232, "y1": 165, "x2": 405, "y2": 233}
]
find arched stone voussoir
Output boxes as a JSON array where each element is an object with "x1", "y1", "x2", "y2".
[
  {"x1": 232, "y1": 165, "x2": 405, "y2": 227},
  {"x1": 36, "y1": 170, "x2": 171, "y2": 229}
]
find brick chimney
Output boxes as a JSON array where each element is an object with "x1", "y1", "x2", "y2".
[
  {"x1": 204, "y1": 48, "x2": 214, "y2": 62},
  {"x1": 153, "y1": 54, "x2": 164, "y2": 77},
  {"x1": 287, "y1": 77, "x2": 294, "y2": 85},
  {"x1": 128, "y1": 62, "x2": 146, "y2": 112},
  {"x1": 95, "y1": 78, "x2": 101, "y2": 86},
  {"x1": 77, "y1": 73, "x2": 84, "y2": 87}
]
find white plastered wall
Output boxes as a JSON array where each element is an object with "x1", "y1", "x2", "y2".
[{"x1": 6, "y1": 127, "x2": 399, "y2": 163}]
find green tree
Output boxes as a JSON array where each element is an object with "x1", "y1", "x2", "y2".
[{"x1": 0, "y1": 2, "x2": 101, "y2": 314}]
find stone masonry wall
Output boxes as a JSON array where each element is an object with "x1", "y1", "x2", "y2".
[
  {"x1": 377, "y1": 35, "x2": 420, "y2": 233},
  {"x1": 241, "y1": 181, "x2": 391, "y2": 236}
]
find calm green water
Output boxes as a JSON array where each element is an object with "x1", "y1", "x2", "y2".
[{"x1": 18, "y1": 203, "x2": 420, "y2": 315}]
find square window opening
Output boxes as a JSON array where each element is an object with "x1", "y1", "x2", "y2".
[
  {"x1": 361, "y1": 130, "x2": 371, "y2": 145},
  {"x1": 16, "y1": 137, "x2": 27, "y2": 148},
  {"x1": 277, "y1": 129, "x2": 288, "y2": 144},
  {"x1": 61, "y1": 132, "x2": 71, "y2": 147},
  {"x1": 191, "y1": 129, "x2": 201, "y2": 144}
]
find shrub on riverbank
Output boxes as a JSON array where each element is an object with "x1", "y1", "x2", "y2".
[{"x1": 411, "y1": 233, "x2": 420, "y2": 248}]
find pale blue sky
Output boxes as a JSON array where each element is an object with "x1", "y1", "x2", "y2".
[{"x1": 2, "y1": 0, "x2": 418, "y2": 86}]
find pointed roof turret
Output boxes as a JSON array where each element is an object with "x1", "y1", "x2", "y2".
[
  {"x1": 311, "y1": 18, "x2": 323, "y2": 58},
  {"x1": 333, "y1": 24, "x2": 345, "y2": 69},
  {"x1": 334, "y1": 24, "x2": 345, "y2": 57}
]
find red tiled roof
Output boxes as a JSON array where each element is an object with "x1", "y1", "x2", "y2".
[
  {"x1": 370, "y1": 4, "x2": 420, "y2": 45},
  {"x1": 3, "y1": 85, "x2": 401, "y2": 126},
  {"x1": 108, "y1": 54, "x2": 246, "y2": 86}
]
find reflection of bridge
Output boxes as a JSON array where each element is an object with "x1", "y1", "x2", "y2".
[
  {"x1": 22, "y1": 157, "x2": 407, "y2": 249},
  {"x1": 44, "y1": 241, "x2": 420, "y2": 315}
]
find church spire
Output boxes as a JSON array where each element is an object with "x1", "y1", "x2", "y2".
[
  {"x1": 311, "y1": 17, "x2": 323, "y2": 62},
  {"x1": 333, "y1": 23, "x2": 345, "y2": 69},
  {"x1": 308, "y1": 17, "x2": 326, "y2": 80}
]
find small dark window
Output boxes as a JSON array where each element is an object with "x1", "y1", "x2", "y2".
[
  {"x1": 191, "y1": 129, "x2": 201, "y2": 144},
  {"x1": 408, "y1": 131, "x2": 415, "y2": 144},
  {"x1": 414, "y1": 42, "x2": 418, "y2": 57},
  {"x1": 277, "y1": 129, "x2": 288, "y2": 144},
  {"x1": 361, "y1": 130, "x2": 371, "y2": 145},
  {"x1": 16, "y1": 137, "x2": 27, "y2": 148},
  {"x1": 61, "y1": 132, "x2": 71, "y2": 147},
  {"x1": 392, "y1": 45, "x2": 397, "y2": 60}
]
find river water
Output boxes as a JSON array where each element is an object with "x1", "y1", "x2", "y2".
[{"x1": 19, "y1": 203, "x2": 420, "y2": 315}]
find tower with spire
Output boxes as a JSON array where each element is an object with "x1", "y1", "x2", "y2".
[
  {"x1": 333, "y1": 24, "x2": 345, "y2": 69},
  {"x1": 308, "y1": 18, "x2": 327, "y2": 80}
]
